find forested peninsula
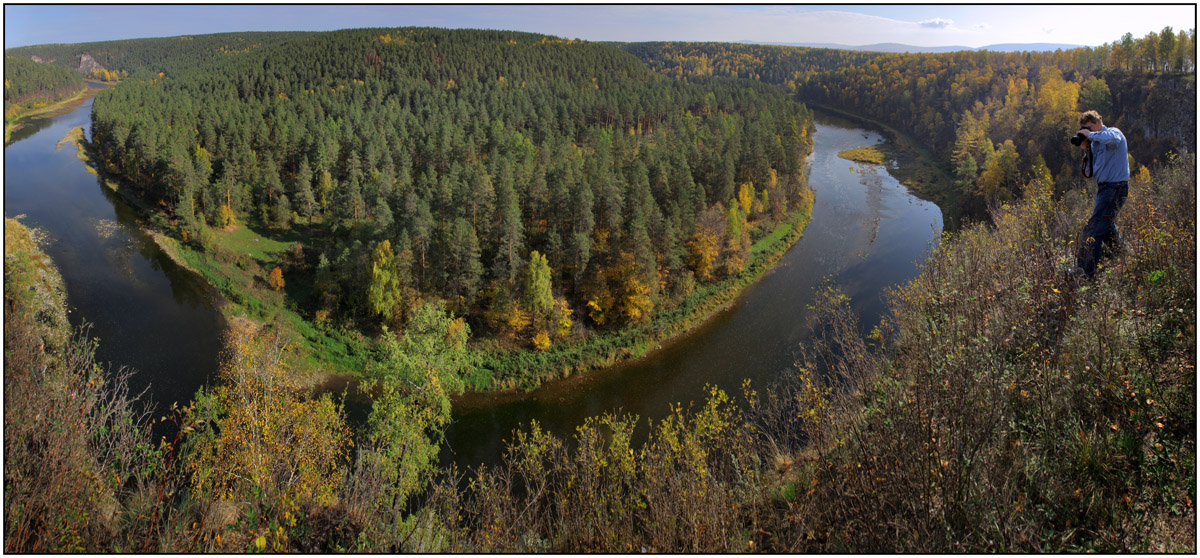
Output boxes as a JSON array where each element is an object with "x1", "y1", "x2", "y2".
[
  {"x1": 4, "y1": 26, "x2": 1193, "y2": 553},
  {"x1": 68, "y1": 28, "x2": 815, "y2": 390}
]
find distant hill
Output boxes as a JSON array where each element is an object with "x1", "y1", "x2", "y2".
[{"x1": 740, "y1": 41, "x2": 1084, "y2": 53}]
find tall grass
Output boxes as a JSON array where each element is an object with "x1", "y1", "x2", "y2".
[{"x1": 785, "y1": 155, "x2": 1196, "y2": 552}]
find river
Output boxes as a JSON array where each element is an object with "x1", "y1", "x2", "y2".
[
  {"x1": 4, "y1": 87, "x2": 226, "y2": 417},
  {"x1": 4, "y1": 96, "x2": 940, "y2": 468},
  {"x1": 442, "y1": 110, "x2": 943, "y2": 468}
]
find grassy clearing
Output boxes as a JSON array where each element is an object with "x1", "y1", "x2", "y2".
[
  {"x1": 77, "y1": 139, "x2": 373, "y2": 384},
  {"x1": 221, "y1": 225, "x2": 298, "y2": 261},
  {"x1": 168, "y1": 226, "x2": 373, "y2": 383}
]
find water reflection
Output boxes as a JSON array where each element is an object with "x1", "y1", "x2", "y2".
[{"x1": 5, "y1": 116, "x2": 55, "y2": 145}]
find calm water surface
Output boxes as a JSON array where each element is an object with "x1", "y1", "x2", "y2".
[
  {"x1": 4, "y1": 88, "x2": 226, "y2": 417},
  {"x1": 443, "y1": 111, "x2": 943, "y2": 468}
]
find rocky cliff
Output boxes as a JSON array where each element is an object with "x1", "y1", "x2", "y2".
[{"x1": 77, "y1": 53, "x2": 102, "y2": 75}]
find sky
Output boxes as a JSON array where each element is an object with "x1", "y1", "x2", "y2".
[{"x1": 4, "y1": 4, "x2": 1196, "y2": 50}]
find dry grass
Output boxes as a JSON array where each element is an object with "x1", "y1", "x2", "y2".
[
  {"x1": 788, "y1": 156, "x2": 1196, "y2": 552},
  {"x1": 837, "y1": 145, "x2": 886, "y2": 165}
]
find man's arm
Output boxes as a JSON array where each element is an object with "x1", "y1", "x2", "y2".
[{"x1": 1084, "y1": 127, "x2": 1125, "y2": 145}]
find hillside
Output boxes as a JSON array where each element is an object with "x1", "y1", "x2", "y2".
[
  {"x1": 622, "y1": 28, "x2": 1196, "y2": 221},
  {"x1": 3, "y1": 55, "x2": 85, "y2": 108},
  {"x1": 405, "y1": 153, "x2": 1196, "y2": 554},
  {"x1": 741, "y1": 41, "x2": 1085, "y2": 53},
  {"x1": 9, "y1": 152, "x2": 1189, "y2": 554},
  {"x1": 4, "y1": 32, "x2": 310, "y2": 78}
]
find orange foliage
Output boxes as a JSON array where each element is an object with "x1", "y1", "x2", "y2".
[{"x1": 268, "y1": 267, "x2": 285, "y2": 291}]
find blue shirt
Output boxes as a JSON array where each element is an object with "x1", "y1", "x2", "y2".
[{"x1": 1087, "y1": 126, "x2": 1129, "y2": 184}]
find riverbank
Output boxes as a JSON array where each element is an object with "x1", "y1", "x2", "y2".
[
  {"x1": 69, "y1": 135, "x2": 363, "y2": 389},
  {"x1": 4, "y1": 85, "x2": 93, "y2": 144},
  {"x1": 4, "y1": 217, "x2": 70, "y2": 346},
  {"x1": 806, "y1": 102, "x2": 959, "y2": 228},
  {"x1": 478, "y1": 186, "x2": 815, "y2": 391}
]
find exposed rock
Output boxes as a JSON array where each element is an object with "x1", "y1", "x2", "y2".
[
  {"x1": 78, "y1": 53, "x2": 102, "y2": 76},
  {"x1": 30, "y1": 55, "x2": 44, "y2": 63}
]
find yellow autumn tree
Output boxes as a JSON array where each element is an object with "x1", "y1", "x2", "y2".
[
  {"x1": 737, "y1": 183, "x2": 756, "y2": 216},
  {"x1": 687, "y1": 230, "x2": 720, "y2": 283},
  {"x1": 268, "y1": 266, "x2": 285, "y2": 291},
  {"x1": 187, "y1": 321, "x2": 350, "y2": 541},
  {"x1": 722, "y1": 203, "x2": 750, "y2": 276}
]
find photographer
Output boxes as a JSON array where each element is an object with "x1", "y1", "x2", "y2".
[{"x1": 1072, "y1": 110, "x2": 1129, "y2": 280}]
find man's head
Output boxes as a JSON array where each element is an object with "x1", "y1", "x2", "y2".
[{"x1": 1079, "y1": 110, "x2": 1103, "y2": 131}]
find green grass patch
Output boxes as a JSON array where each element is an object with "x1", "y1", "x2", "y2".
[
  {"x1": 172, "y1": 232, "x2": 372, "y2": 379},
  {"x1": 837, "y1": 146, "x2": 886, "y2": 165},
  {"x1": 220, "y1": 225, "x2": 296, "y2": 263}
]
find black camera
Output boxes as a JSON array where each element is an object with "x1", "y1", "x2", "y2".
[{"x1": 1069, "y1": 132, "x2": 1088, "y2": 146}]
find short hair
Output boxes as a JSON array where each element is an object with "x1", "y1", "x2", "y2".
[{"x1": 1079, "y1": 110, "x2": 1102, "y2": 126}]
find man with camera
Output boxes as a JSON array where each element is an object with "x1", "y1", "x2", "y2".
[{"x1": 1071, "y1": 110, "x2": 1129, "y2": 280}]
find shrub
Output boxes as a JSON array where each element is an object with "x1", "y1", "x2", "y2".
[{"x1": 268, "y1": 266, "x2": 285, "y2": 291}]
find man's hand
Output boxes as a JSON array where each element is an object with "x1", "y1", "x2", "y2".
[{"x1": 1077, "y1": 128, "x2": 1093, "y2": 138}]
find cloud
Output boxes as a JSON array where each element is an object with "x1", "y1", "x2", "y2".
[
  {"x1": 973, "y1": 24, "x2": 990, "y2": 30},
  {"x1": 1042, "y1": 27, "x2": 1055, "y2": 35},
  {"x1": 919, "y1": 18, "x2": 953, "y2": 29}
]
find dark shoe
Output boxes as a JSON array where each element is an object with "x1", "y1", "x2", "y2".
[{"x1": 1065, "y1": 266, "x2": 1089, "y2": 284}]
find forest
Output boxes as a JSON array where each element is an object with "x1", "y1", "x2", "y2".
[
  {"x1": 622, "y1": 27, "x2": 1196, "y2": 219},
  {"x1": 4, "y1": 25, "x2": 1194, "y2": 553}
]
